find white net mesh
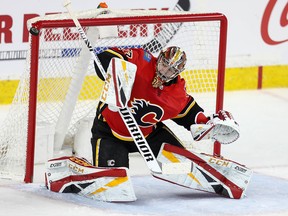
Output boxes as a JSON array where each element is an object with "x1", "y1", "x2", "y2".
[{"x1": 0, "y1": 9, "x2": 224, "y2": 180}]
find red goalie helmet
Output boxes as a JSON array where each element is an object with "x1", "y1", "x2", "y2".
[{"x1": 152, "y1": 46, "x2": 187, "y2": 88}]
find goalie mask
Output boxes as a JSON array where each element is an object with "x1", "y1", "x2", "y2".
[{"x1": 152, "y1": 46, "x2": 187, "y2": 88}]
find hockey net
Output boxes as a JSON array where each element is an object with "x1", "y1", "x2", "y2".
[{"x1": 0, "y1": 8, "x2": 227, "y2": 182}]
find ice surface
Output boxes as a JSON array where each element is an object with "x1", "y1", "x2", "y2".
[{"x1": 1, "y1": 88, "x2": 288, "y2": 216}]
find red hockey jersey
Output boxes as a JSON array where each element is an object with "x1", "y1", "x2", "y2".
[{"x1": 100, "y1": 48, "x2": 191, "y2": 140}]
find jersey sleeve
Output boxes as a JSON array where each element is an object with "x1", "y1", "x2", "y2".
[{"x1": 171, "y1": 96, "x2": 204, "y2": 131}]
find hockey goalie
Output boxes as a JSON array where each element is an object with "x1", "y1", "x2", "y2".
[
  {"x1": 46, "y1": 2, "x2": 252, "y2": 202},
  {"x1": 45, "y1": 46, "x2": 252, "y2": 202}
]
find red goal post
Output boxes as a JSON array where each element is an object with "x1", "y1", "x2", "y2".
[{"x1": 0, "y1": 9, "x2": 227, "y2": 183}]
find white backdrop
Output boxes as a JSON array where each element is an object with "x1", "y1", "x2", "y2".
[{"x1": 0, "y1": 0, "x2": 287, "y2": 78}]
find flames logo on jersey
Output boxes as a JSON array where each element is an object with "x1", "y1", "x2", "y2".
[{"x1": 130, "y1": 99, "x2": 164, "y2": 127}]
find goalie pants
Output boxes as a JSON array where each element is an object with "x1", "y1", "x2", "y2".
[{"x1": 91, "y1": 118, "x2": 184, "y2": 168}]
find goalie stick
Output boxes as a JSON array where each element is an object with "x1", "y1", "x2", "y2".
[
  {"x1": 63, "y1": 0, "x2": 162, "y2": 173},
  {"x1": 143, "y1": 0, "x2": 190, "y2": 53}
]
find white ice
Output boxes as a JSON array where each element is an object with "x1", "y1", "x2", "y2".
[{"x1": 1, "y1": 88, "x2": 288, "y2": 216}]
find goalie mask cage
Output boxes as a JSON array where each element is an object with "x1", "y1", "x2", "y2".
[{"x1": 0, "y1": 9, "x2": 227, "y2": 183}]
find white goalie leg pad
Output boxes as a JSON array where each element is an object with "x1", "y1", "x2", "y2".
[
  {"x1": 45, "y1": 156, "x2": 136, "y2": 202},
  {"x1": 154, "y1": 143, "x2": 253, "y2": 199}
]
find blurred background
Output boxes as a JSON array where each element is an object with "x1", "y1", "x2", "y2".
[{"x1": 0, "y1": 0, "x2": 287, "y2": 99}]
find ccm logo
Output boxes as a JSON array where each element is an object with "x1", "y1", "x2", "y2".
[
  {"x1": 100, "y1": 73, "x2": 112, "y2": 102},
  {"x1": 208, "y1": 158, "x2": 229, "y2": 167}
]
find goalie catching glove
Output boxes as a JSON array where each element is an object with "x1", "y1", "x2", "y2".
[{"x1": 190, "y1": 110, "x2": 240, "y2": 144}]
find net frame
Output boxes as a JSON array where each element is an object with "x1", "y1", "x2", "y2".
[{"x1": 0, "y1": 10, "x2": 227, "y2": 183}]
